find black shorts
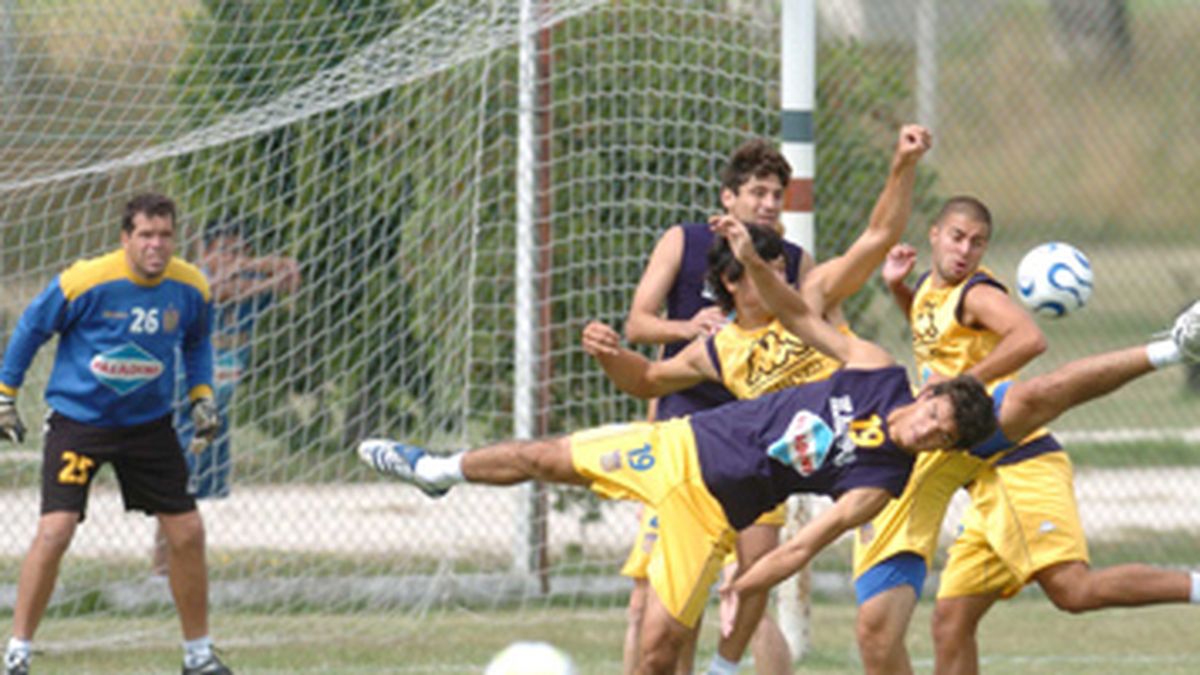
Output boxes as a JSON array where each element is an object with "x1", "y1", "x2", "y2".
[{"x1": 42, "y1": 411, "x2": 196, "y2": 521}]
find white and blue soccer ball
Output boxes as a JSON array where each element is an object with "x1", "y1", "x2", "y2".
[
  {"x1": 485, "y1": 641, "x2": 578, "y2": 675},
  {"x1": 1016, "y1": 242, "x2": 1094, "y2": 317}
]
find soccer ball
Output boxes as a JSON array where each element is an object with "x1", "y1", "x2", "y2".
[
  {"x1": 484, "y1": 641, "x2": 578, "y2": 675},
  {"x1": 1016, "y1": 242, "x2": 1094, "y2": 317}
]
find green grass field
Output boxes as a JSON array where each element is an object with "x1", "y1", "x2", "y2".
[{"x1": 15, "y1": 599, "x2": 1200, "y2": 674}]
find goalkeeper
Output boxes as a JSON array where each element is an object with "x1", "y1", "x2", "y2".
[{"x1": 0, "y1": 193, "x2": 232, "y2": 675}]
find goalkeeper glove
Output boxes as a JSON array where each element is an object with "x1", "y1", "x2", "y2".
[
  {"x1": 0, "y1": 394, "x2": 26, "y2": 444},
  {"x1": 187, "y1": 397, "x2": 220, "y2": 454}
]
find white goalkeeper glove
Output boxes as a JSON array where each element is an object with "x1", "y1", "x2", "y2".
[
  {"x1": 187, "y1": 397, "x2": 220, "y2": 454},
  {"x1": 0, "y1": 394, "x2": 26, "y2": 444}
]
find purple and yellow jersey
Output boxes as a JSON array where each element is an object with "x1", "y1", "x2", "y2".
[
  {"x1": 0, "y1": 250, "x2": 213, "y2": 427},
  {"x1": 706, "y1": 318, "x2": 846, "y2": 400},
  {"x1": 655, "y1": 223, "x2": 803, "y2": 420},
  {"x1": 690, "y1": 367, "x2": 915, "y2": 530}
]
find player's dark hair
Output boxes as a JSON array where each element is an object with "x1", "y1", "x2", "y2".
[
  {"x1": 121, "y1": 193, "x2": 177, "y2": 233},
  {"x1": 933, "y1": 195, "x2": 993, "y2": 237},
  {"x1": 707, "y1": 225, "x2": 786, "y2": 313},
  {"x1": 204, "y1": 217, "x2": 244, "y2": 245},
  {"x1": 720, "y1": 138, "x2": 791, "y2": 194},
  {"x1": 930, "y1": 375, "x2": 997, "y2": 450}
]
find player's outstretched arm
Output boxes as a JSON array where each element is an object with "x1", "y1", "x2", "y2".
[
  {"x1": 997, "y1": 301, "x2": 1199, "y2": 442},
  {"x1": 581, "y1": 321, "x2": 713, "y2": 399},
  {"x1": 721, "y1": 487, "x2": 891, "y2": 635},
  {"x1": 711, "y1": 216, "x2": 894, "y2": 370},
  {"x1": 801, "y1": 124, "x2": 930, "y2": 316}
]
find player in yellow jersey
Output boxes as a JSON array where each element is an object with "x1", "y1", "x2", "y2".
[
  {"x1": 591, "y1": 126, "x2": 932, "y2": 674},
  {"x1": 844, "y1": 196, "x2": 1200, "y2": 675},
  {"x1": 849, "y1": 196, "x2": 1047, "y2": 674}
]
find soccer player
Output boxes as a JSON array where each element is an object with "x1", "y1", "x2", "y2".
[
  {"x1": 849, "y1": 197, "x2": 1052, "y2": 674},
  {"x1": 770, "y1": 197, "x2": 1200, "y2": 675},
  {"x1": 0, "y1": 194, "x2": 233, "y2": 675},
  {"x1": 152, "y1": 218, "x2": 301, "y2": 575},
  {"x1": 357, "y1": 215, "x2": 1199, "y2": 674},
  {"x1": 611, "y1": 125, "x2": 930, "y2": 674},
  {"x1": 617, "y1": 135, "x2": 802, "y2": 675}
]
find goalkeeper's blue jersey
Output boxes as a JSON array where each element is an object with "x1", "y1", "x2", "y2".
[{"x1": 0, "y1": 249, "x2": 214, "y2": 427}]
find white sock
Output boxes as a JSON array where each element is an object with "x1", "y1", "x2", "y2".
[
  {"x1": 416, "y1": 452, "x2": 465, "y2": 485},
  {"x1": 182, "y1": 636, "x2": 213, "y2": 668},
  {"x1": 1190, "y1": 571, "x2": 1200, "y2": 604},
  {"x1": 706, "y1": 653, "x2": 740, "y2": 675},
  {"x1": 1146, "y1": 339, "x2": 1182, "y2": 369},
  {"x1": 6, "y1": 637, "x2": 30, "y2": 660}
]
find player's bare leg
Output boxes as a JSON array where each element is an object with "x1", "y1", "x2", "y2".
[
  {"x1": 712, "y1": 523, "x2": 790, "y2": 673},
  {"x1": 856, "y1": 585, "x2": 918, "y2": 675},
  {"x1": 359, "y1": 435, "x2": 587, "y2": 493},
  {"x1": 999, "y1": 299, "x2": 1200, "y2": 440},
  {"x1": 637, "y1": 590, "x2": 692, "y2": 675},
  {"x1": 623, "y1": 578, "x2": 649, "y2": 675},
  {"x1": 11, "y1": 512, "x2": 79, "y2": 640},
  {"x1": 931, "y1": 591, "x2": 999, "y2": 675},
  {"x1": 1035, "y1": 559, "x2": 1190, "y2": 612},
  {"x1": 158, "y1": 510, "x2": 210, "y2": 640},
  {"x1": 747, "y1": 609, "x2": 791, "y2": 675}
]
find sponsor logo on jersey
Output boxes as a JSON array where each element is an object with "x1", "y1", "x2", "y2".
[
  {"x1": 213, "y1": 351, "x2": 244, "y2": 387},
  {"x1": 767, "y1": 409, "x2": 833, "y2": 476},
  {"x1": 90, "y1": 342, "x2": 164, "y2": 395},
  {"x1": 102, "y1": 310, "x2": 129, "y2": 321}
]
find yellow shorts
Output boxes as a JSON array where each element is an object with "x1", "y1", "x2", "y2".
[
  {"x1": 620, "y1": 506, "x2": 658, "y2": 579},
  {"x1": 852, "y1": 449, "x2": 986, "y2": 579},
  {"x1": 937, "y1": 450, "x2": 1088, "y2": 599},
  {"x1": 572, "y1": 419, "x2": 736, "y2": 627},
  {"x1": 623, "y1": 500, "x2": 784, "y2": 578}
]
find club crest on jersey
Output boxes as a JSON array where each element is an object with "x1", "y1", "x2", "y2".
[
  {"x1": 162, "y1": 307, "x2": 180, "y2": 333},
  {"x1": 766, "y1": 409, "x2": 833, "y2": 476},
  {"x1": 90, "y1": 343, "x2": 164, "y2": 395},
  {"x1": 600, "y1": 451, "x2": 622, "y2": 472}
]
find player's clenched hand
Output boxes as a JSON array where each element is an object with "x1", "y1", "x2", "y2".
[
  {"x1": 188, "y1": 397, "x2": 220, "y2": 454},
  {"x1": 882, "y1": 244, "x2": 918, "y2": 288},
  {"x1": 688, "y1": 306, "x2": 727, "y2": 338},
  {"x1": 895, "y1": 123, "x2": 932, "y2": 165},
  {"x1": 581, "y1": 321, "x2": 621, "y2": 357},
  {"x1": 0, "y1": 394, "x2": 26, "y2": 444},
  {"x1": 709, "y1": 214, "x2": 757, "y2": 265}
]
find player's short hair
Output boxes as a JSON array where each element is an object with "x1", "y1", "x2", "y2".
[
  {"x1": 720, "y1": 138, "x2": 791, "y2": 194},
  {"x1": 933, "y1": 195, "x2": 993, "y2": 237},
  {"x1": 707, "y1": 225, "x2": 786, "y2": 313},
  {"x1": 122, "y1": 193, "x2": 177, "y2": 233},
  {"x1": 929, "y1": 375, "x2": 997, "y2": 450}
]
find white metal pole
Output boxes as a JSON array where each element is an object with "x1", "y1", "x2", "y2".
[
  {"x1": 916, "y1": 0, "x2": 938, "y2": 142},
  {"x1": 778, "y1": 0, "x2": 815, "y2": 661},
  {"x1": 513, "y1": 0, "x2": 538, "y2": 576}
]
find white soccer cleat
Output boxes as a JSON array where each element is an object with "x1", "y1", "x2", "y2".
[
  {"x1": 357, "y1": 438, "x2": 450, "y2": 498},
  {"x1": 1172, "y1": 300, "x2": 1200, "y2": 363}
]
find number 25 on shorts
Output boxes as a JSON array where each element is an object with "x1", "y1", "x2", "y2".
[{"x1": 57, "y1": 450, "x2": 95, "y2": 485}]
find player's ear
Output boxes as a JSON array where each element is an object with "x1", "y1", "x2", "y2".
[{"x1": 720, "y1": 186, "x2": 736, "y2": 211}]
